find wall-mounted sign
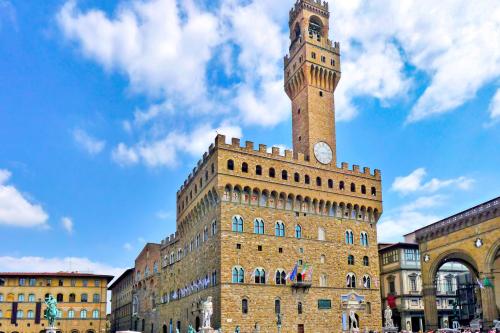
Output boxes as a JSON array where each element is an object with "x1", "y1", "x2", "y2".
[{"x1": 318, "y1": 299, "x2": 332, "y2": 309}]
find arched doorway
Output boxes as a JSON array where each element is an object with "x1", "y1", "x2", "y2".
[
  {"x1": 195, "y1": 316, "x2": 200, "y2": 330},
  {"x1": 162, "y1": 324, "x2": 167, "y2": 333}
]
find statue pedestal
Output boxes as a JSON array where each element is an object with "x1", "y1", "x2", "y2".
[
  {"x1": 199, "y1": 327, "x2": 215, "y2": 333},
  {"x1": 382, "y1": 327, "x2": 398, "y2": 333}
]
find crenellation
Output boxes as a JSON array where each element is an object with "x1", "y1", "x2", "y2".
[
  {"x1": 245, "y1": 140, "x2": 254, "y2": 149},
  {"x1": 341, "y1": 162, "x2": 349, "y2": 170},
  {"x1": 258, "y1": 143, "x2": 267, "y2": 153},
  {"x1": 363, "y1": 167, "x2": 371, "y2": 175},
  {"x1": 231, "y1": 137, "x2": 240, "y2": 147},
  {"x1": 271, "y1": 146, "x2": 280, "y2": 156},
  {"x1": 353, "y1": 164, "x2": 360, "y2": 173}
]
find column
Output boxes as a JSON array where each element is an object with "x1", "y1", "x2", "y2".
[
  {"x1": 480, "y1": 274, "x2": 498, "y2": 330},
  {"x1": 422, "y1": 283, "x2": 438, "y2": 330}
]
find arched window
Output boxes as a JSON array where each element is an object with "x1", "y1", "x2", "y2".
[
  {"x1": 295, "y1": 225, "x2": 302, "y2": 239},
  {"x1": 56, "y1": 293, "x2": 63, "y2": 302},
  {"x1": 294, "y1": 172, "x2": 300, "y2": 182},
  {"x1": 294, "y1": 23, "x2": 301, "y2": 40},
  {"x1": 227, "y1": 159, "x2": 234, "y2": 170},
  {"x1": 339, "y1": 181, "x2": 345, "y2": 190},
  {"x1": 328, "y1": 179, "x2": 333, "y2": 188},
  {"x1": 28, "y1": 294, "x2": 35, "y2": 302},
  {"x1": 360, "y1": 232, "x2": 369, "y2": 247},
  {"x1": 232, "y1": 215, "x2": 243, "y2": 233},
  {"x1": 232, "y1": 266, "x2": 245, "y2": 283},
  {"x1": 318, "y1": 227, "x2": 325, "y2": 241},
  {"x1": 256, "y1": 165, "x2": 262, "y2": 175},
  {"x1": 17, "y1": 310, "x2": 24, "y2": 318},
  {"x1": 242, "y1": 299, "x2": 248, "y2": 314},
  {"x1": 345, "y1": 230, "x2": 354, "y2": 244},
  {"x1": 241, "y1": 162, "x2": 248, "y2": 173},
  {"x1": 363, "y1": 256, "x2": 369, "y2": 266},
  {"x1": 0, "y1": 293, "x2": 3, "y2": 302},
  {"x1": 93, "y1": 293, "x2": 100, "y2": 303},
  {"x1": 269, "y1": 168, "x2": 275, "y2": 178},
  {"x1": 80, "y1": 309, "x2": 87, "y2": 318},
  {"x1": 363, "y1": 275, "x2": 371, "y2": 288},
  {"x1": 297, "y1": 302, "x2": 303, "y2": 314},
  {"x1": 211, "y1": 220, "x2": 217, "y2": 235},
  {"x1": 27, "y1": 310, "x2": 34, "y2": 318},
  {"x1": 275, "y1": 270, "x2": 286, "y2": 285},
  {"x1": 309, "y1": 16, "x2": 323, "y2": 37},
  {"x1": 350, "y1": 183, "x2": 356, "y2": 192},
  {"x1": 279, "y1": 169, "x2": 287, "y2": 180},
  {"x1": 92, "y1": 310, "x2": 99, "y2": 319},
  {"x1": 347, "y1": 255, "x2": 354, "y2": 265},
  {"x1": 253, "y1": 218, "x2": 265, "y2": 234},
  {"x1": 68, "y1": 310, "x2": 75, "y2": 318},
  {"x1": 81, "y1": 293, "x2": 88, "y2": 303},
  {"x1": 316, "y1": 177, "x2": 322, "y2": 186},
  {"x1": 304, "y1": 175, "x2": 310, "y2": 184},
  {"x1": 275, "y1": 221, "x2": 285, "y2": 237},
  {"x1": 18, "y1": 294, "x2": 25, "y2": 302},
  {"x1": 320, "y1": 274, "x2": 327, "y2": 287},
  {"x1": 346, "y1": 273, "x2": 356, "y2": 288},
  {"x1": 0, "y1": 310, "x2": 2, "y2": 318},
  {"x1": 361, "y1": 185, "x2": 366, "y2": 194},
  {"x1": 254, "y1": 269, "x2": 266, "y2": 284},
  {"x1": 274, "y1": 299, "x2": 281, "y2": 314},
  {"x1": 371, "y1": 187, "x2": 377, "y2": 196},
  {"x1": 69, "y1": 293, "x2": 76, "y2": 302}
]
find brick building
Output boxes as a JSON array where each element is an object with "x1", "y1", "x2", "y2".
[
  {"x1": 132, "y1": 243, "x2": 161, "y2": 332},
  {"x1": 108, "y1": 268, "x2": 134, "y2": 332},
  {"x1": 0, "y1": 272, "x2": 112, "y2": 333},
  {"x1": 157, "y1": 0, "x2": 383, "y2": 332}
]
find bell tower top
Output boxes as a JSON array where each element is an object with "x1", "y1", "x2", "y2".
[{"x1": 284, "y1": 0, "x2": 341, "y2": 166}]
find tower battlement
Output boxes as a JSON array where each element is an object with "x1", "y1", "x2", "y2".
[{"x1": 290, "y1": 0, "x2": 329, "y2": 23}]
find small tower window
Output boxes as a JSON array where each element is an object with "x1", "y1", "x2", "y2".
[
  {"x1": 256, "y1": 165, "x2": 262, "y2": 176},
  {"x1": 242, "y1": 162, "x2": 248, "y2": 173},
  {"x1": 227, "y1": 160, "x2": 234, "y2": 170},
  {"x1": 294, "y1": 173, "x2": 300, "y2": 182},
  {"x1": 321, "y1": 56, "x2": 326, "y2": 63},
  {"x1": 331, "y1": 59, "x2": 335, "y2": 66},
  {"x1": 319, "y1": 91, "x2": 323, "y2": 97},
  {"x1": 297, "y1": 108, "x2": 301, "y2": 115},
  {"x1": 269, "y1": 168, "x2": 276, "y2": 178},
  {"x1": 361, "y1": 185, "x2": 367, "y2": 194},
  {"x1": 311, "y1": 52, "x2": 316, "y2": 59},
  {"x1": 282, "y1": 170, "x2": 288, "y2": 180},
  {"x1": 339, "y1": 181, "x2": 345, "y2": 190},
  {"x1": 316, "y1": 177, "x2": 322, "y2": 186},
  {"x1": 305, "y1": 175, "x2": 310, "y2": 184},
  {"x1": 371, "y1": 187, "x2": 377, "y2": 196},
  {"x1": 328, "y1": 179, "x2": 333, "y2": 189},
  {"x1": 350, "y1": 183, "x2": 356, "y2": 192}
]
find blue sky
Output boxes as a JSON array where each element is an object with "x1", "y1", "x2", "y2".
[{"x1": 0, "y1": 0, "x2": 499, "y2": 275}]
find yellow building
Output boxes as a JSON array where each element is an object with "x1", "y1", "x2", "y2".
[
  {"x1": 0, "y1": 272, "x2": 113, "y2": 333},
  {"x1": 158, "y1": 1, "x2": 383, "y2": 332}
]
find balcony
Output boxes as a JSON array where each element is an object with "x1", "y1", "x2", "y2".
[{"x1": 291, "y1": 281, "x2": 312, "y2": 289}]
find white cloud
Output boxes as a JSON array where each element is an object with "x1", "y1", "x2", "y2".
[
  {"x1": 488, "y1": 88, "x2": 500, "y2": 121},
  {"x1": 0, "y1": 256, "x2": 126, "y2": 278},
  {"x1": 123, "y1": 243, "x2": 133, "y2": 251},
  {"x1": 57, "y1": 0, "x2": 220, "y2": 105},
  {"x1": 73, "y1": 129, "x2": 106, "y2": 155},
  {"x1": 378, "y1": 209, "x2": 440, "y2": 243},
  {"x1": 112, "y1": 123, "x2": 242, "y2": 168},
  {"x1": 61, "y1": 216, "x2": 73, "y2": 234},
  {"x1": 392, "y1": 168, "x2": 474, "y2": 195},
  {"x1": 0, "y1": 169, "x2": 49, "y2": 228},
  {"x1": 332, "y1": 0, "x2": 500, "y2": 123}
]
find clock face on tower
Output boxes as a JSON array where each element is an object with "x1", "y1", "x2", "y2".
[{"x1": 313, "y1": 141, "x2": 333, "y2": 164}]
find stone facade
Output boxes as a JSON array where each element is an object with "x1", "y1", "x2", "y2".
[
  {"x1": 156, "y1": 1, "x2": 384, "y2": 332},
  {"x1": 108, "y1": 268, "x2": 134, "y2": 332},
  {"x1": 133, "y1": 243, "x2": 161, "y2": 332},
  {"x1": 0, "y1": 272, "x2": 112, "y2": 333}
]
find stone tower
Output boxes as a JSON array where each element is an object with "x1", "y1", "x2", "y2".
[{"x1": 284, "y1": 0, "x2": 341, "y2": 165}]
